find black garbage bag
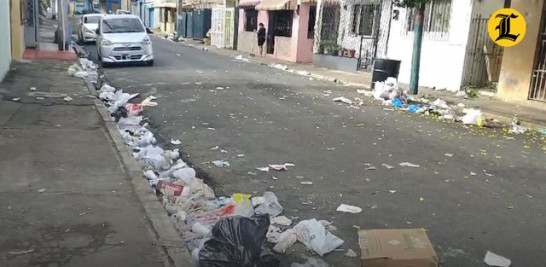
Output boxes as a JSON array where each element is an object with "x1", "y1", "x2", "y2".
[
  {"x1": 198, "y1": 214, "x2": 280, "y2": 267},
  {"x1": 111, "y1": 106, "x2": 128, "y2": 122}
]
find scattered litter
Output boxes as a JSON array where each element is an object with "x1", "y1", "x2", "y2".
[
  {"x1": 79, "y1": 212, "x2": 86, "y2": 216},
  {"x1": 538, "y1": 128, "x2": 546, "y2": 135},
  {"x1": 256, "y1": 167, "x2": 269, "y2": 172},
  {"x1": 216, "y1": 87, "x2": 224, "y2": 90},
  {"x1": 365, "y1": 166, "x2": 376, "y2": 171},
  {"x1": 388, "y1": 190, "x2": 397, "y2": 194},
  {"x1": 419, "y1": 197, "x2": 425, "y2": 202},
  {"x1": 399, "y1": 162, "x2": 420, "y2": 168},
  {"x1": 198, "y1": 215, "x2": 279, "y2": 266},
  {"x1": 507, "y1": 204, "x2": 514, "y2": 210},
  {"x1": 211, "y1": 160, "x2": 230, "y2": 167},
  {"x1": 237, "y1": 154, "x2": 245, "y2": 157},
  {"x1": 271, "y1": 216, "x2": 292, "y2": 226},
  {"x1": 300, "y1": 181, "x2": 313, "y2": 185},
  {"x1": 254, "y1": 191, "x2": 283, "y2": 217},
  {"x1": 444, "y1": 153, "x2": 454, "y2": 157},
  {"x1": 8, "y1": 249, "x2": 34, "y2": 255},
  {"x1": 461, "y1": 108, "x2": 484, "y2": 126},
  {"x1": 381, "y1": 164, "x2": 394, "y2": 169},
  {"x1": 268, "y1": 163, "x2": 295, "y2": 171},
  {"x1": 359, "y1": 229, "x2": 437, "y2": 267},
  {"x1": 30, "y1": 87, "x2": 37, "y2": 91},
  {"x1": 484, "y1": 251, "x2": 511, "y2": 267},
  {"x1": 291, "y1": 257, "x2": 330, "y2": 267},
  {"x1": 37, "y1": 188, "x2": 46, "y2": 193},
  {"x1": 345, "y1": 249, "x2": 358, "y2": 257},
  {"x1": 272, "y1": 176, "x2": 278, "y2": 180},
  {"x1": 220, "y1": 149, "x2": 228, "y2": 154},
  {"x1": 12, "y1": 98, "x2": 20, "y2": 101},
  {"x1": 470, "y1": 172, "x2": 477, "y2": 176},
  {"x1": 270, "y1": 63, "x2": 288, "y2": 70},
  {"x1": 170, "y1": 139, "x2": 182, "y2": 145},
  {"x1": 63, "y1": 96, "x2": 73, "y2": 102},
  {"x1": 235, "y1": 54, "x2": 250, "y2": 62},
  {"x1": 292, "y1": 219, "x2": 344, "y2": 256},
  {"x1": 210, "y1": 146, "x2": 219, "y2": 151},
  {"x1": 336, "y1": 204, "x2": 362, "y2": 214},
  {"x1": 247, "y1": 171, "x2": 257, "y2": 176},
  {"x1": 333, "y1": 97, "x2": 353, "y2": 105},
  {"x1": 510, "y1": 115, "x2": 526, "y2": 134},
  {"x1": 36, "y1": 97, "x2": 45, "y2": 100}
]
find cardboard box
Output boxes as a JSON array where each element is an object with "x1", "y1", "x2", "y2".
[{"x1": 358, "y1": 229, "x2": 438, "y2": 267}]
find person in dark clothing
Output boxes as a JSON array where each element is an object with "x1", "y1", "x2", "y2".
[{"x1": 257, "y1": 23, "x2": 266, "y2": 56}]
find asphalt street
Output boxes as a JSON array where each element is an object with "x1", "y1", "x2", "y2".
[{"x1": 87, "y1": 36, "x2": 546, "y2": 266}]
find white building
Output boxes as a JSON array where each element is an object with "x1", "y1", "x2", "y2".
[{"x1": 315, "y1": 0, "x2": 506, "y2": 91}]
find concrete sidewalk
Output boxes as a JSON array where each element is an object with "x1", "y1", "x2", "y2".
[
  {"x1": 176, "y1": 38, "x2": 546, "y2": 129},
  {"x1": 0, "y1": 60, "x2": 178, "y2": 267}
]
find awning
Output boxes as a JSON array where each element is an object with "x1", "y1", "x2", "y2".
[
  {"x1": 238, "y1": 1, "x2": 261, "y2": 7},
  {"x1": 255, "y1": 0, "x2": 296, "y2": 10},
  {"x1": 154, "y1": 2, "x2": 176, "y2": 8}
]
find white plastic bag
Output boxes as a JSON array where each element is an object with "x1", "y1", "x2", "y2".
[
  {"x1": 293, "y1": 219, "x2": 344, "y2": 256},
  {"x1": 461, "y1": 108, "x2": 483, "y2": 126},
  {"x1": 172, "y1": 167, "x2": 196, "y2": 183},
  {"x1": 254, "y1": 191, "x2": 283, "y2": 217},
  {"x1": 273, "y1": 229, "x2": 297, "y2": 253}
]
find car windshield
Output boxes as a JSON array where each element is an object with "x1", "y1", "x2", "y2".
[
  {"x1": 84, "y1": 16, "x2": 100, "y2": 24},
  {"x1": 102, "y1": 18, "x2": 144, "y2": 33}
]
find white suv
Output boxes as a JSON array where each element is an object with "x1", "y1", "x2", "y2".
[{"x1": 96, "y1": 15, "x2": 154, "y2": 67}]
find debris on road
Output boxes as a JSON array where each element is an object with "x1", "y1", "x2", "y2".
[
  {"x1": 256, "y1": 167, "x2": 270, "y2": 172},
  {"x1": 388, "y1": 190, "x2": 397, "y2": 194},
  {"x1": 268, "y1": 163, "x2": 295, "y2": 171},
  {"x1": 336, "y1": 204, "x2": 363, "y2": 214},
  {"x1": 170, "y1": 139, "x2": 182, "y2": 145},
  {"x1": 211, "y1": 160, "x2": 230, "y2": 167},
  {"x1": 399, "y1": 162, "x2": 420, "y2": 168},
  {"x1": 300, "y1": 181, "x2": 313, "y2": 185},
  {"x1": 345, "y1": 249, "x2": 358, "y2": 257},
  {"x1": 254, "y1": 191, "x2": 283, "y2": 217},
  {"x1": 365, "y1": 166, "x2": 376, "y2": 171},
  {"x1": 8, "y1": 249, "x2": 35, "y2": 255},
  {"x1": 358, "y1": 229, "x2": 438, "y2": 267},
  {"x1": 332, "y1": 97, "x2": 353, "y2": 105},
  {"x1": 291, "y1": 257, "x2": 330, "y2": 267},
  {"x1": 271, "y1": 216, "x2": 292, "y2": 226},
  {"x1": 444, "y1": 153, "x2": 454, "y2": 157},
  {"x1": 382, "y1": 164, "x2": 394, "y2": 169},
  {"x1": 37, "y1": 188, "x2": 46, "y2": 193},
  {"x1": 235, "y1": 54, "x2": 250, "y2": 62},
  {"x1": 198, "y1": 215, "x2": 280, "y2": 266},
  {"x1": 63, "y1": 96, "x2": 73, "y2": 102},
  {"x1": 484, "y1": 251, "x2": 511, "y2": 267}
]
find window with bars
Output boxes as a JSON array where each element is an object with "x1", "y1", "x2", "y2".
[
  {"x1": 351, "y1": 4, "x2": 380, "y2": 36},
  {"x1": 406, "y1": 0, "x2": 452, "y2": 33},
  {"x1": 272, "y1": 10, "x2": 293, "y2": 37},
  {"x1": 245, "y1": 9, "x2": 258, "y2": 31}
]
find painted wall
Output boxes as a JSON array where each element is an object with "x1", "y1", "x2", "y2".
[
  {"x1": 386, "y1": 0, "x2": 473, "y2": 91},
  {"x1": 497, "y1": 0, "x2": 545, "y2": 103},
  {"x1": 237, "y1": 8, "x2": 268, "y2": 54},
  {"x1": 0, "y1": 0, "x2": 11, "y2": 81},
  {"x1": 293, "y1": 3, "x2": 313, "y2": 63},
  {"x1": 10, "y1": 0, "x2": 25, "y2": 61}
]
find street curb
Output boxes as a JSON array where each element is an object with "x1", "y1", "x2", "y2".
[{"x1": 83, "y1": 78, "x2": 191, "y2": 267}]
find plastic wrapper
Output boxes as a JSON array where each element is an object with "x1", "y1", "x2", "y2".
[
  {"x1": 198, "y1": 215, "x2": 280, "y2": 267},
  {"x1": 254, "y1": 191, "x2": 283, "y2": 217}
]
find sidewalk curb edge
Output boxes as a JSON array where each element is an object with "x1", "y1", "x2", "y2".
[{"x1": 83, "y1": 78, "x2": 191, "y2": 267}]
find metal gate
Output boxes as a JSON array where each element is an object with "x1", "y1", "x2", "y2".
[
  {"x1": 462, "y1": 14, "x2": 504, "y2": 89},
  {"x1": 529, "y1": 8, "x2": 546, "y2": 101},
  {"x1": 211, "y1": 7, "x2": 235, "y2": 48},
  {"x1": 357, "y1": 2, "x2": 383, "y2": 70},
  {"x1": 24, "y1": 0, "x2": 39, "y2": 47}
]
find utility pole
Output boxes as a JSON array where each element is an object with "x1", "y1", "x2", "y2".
[{"x1": 409, "y1": 3, "x2": 425, "y2": 95}]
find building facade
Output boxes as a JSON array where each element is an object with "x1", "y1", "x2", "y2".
[
  {"x1": 237, "y1": 0, "x2": 316, "y2": 63},
  {"x1": 497, "y1": 0, "x2": 546, "y2": 105}
]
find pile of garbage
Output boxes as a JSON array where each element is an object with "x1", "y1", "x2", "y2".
[
  {"x1": 370, "y1": 77, "x2": 527, "y2": 132},
  {"x1": 67, "y1": 58, "x2": 98, "y2": 83},
  {"x1": 95, "y1": 82, "x2": 344, "y2": 266}
]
